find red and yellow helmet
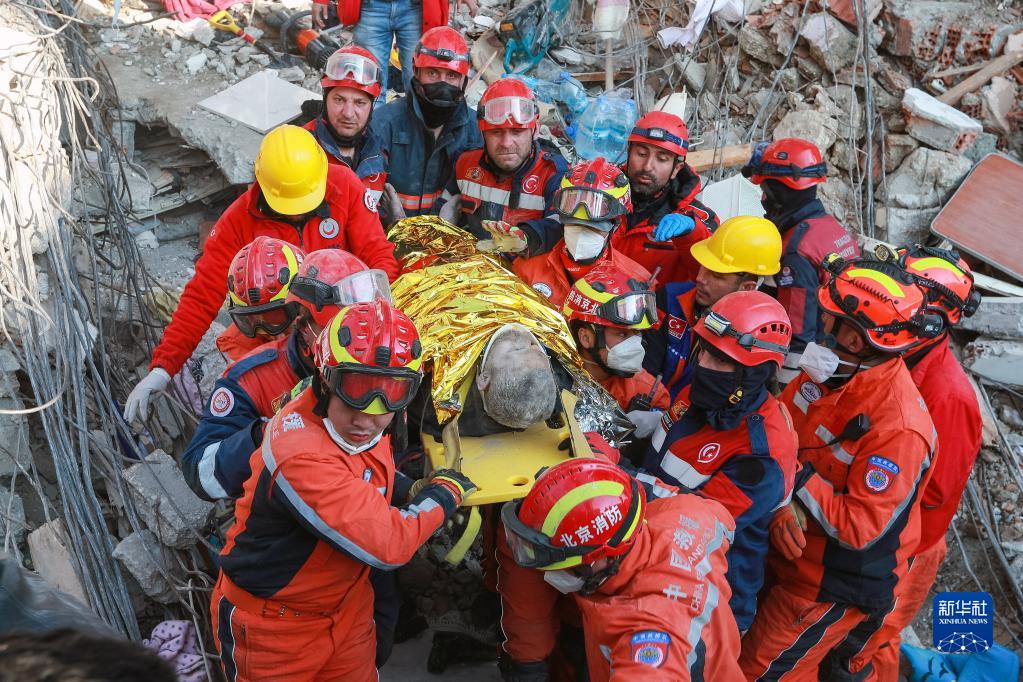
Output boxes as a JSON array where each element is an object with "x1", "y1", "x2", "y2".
[
  {"x1": 227, "y1": 236, "x2": 306, "y2": 337},
  {"x1": 414, "y1": 26, "x2": 470, "y2": 77},
  {"x1": 553, "y1": 157, "x2": 632, "y2": 230},
  {"x1": 321, "y1": 45, "x2": 382, "y2": 99},
  {"x1": 819, "y1": 254, "x2": 944, "y2": 353},
  {"x1": 694, "y1": 291, "x2": 791, "y2": 367},
  {"x1": 884, "y1": 245, "x2": 980, "y2": 327},
  {"x1": 314, "y1": 300, "x2": 423, "y2": 415},
  {"x1": 742, "y1": 138, "x2": 827, "y2": 190},
  {"x1": 478, "y1": 78, "x2": 539, "y2": 132},
  {"x1": 285, "y1": 249, "x2": 392, "y2": 329},
  {"x1": 628, "y1": 111, "x2": 689, "y2": 158},
  {"x1": 502, "y1": 458, "x2": 644, "y2": 570},
  {"x1": 563, "y1": 262, "x2": 658, "y2": 331}
]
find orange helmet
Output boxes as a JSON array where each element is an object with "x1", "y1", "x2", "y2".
[
  {"x1": 227, "y1": 236, "x2": 306, "y2": 337},
  {"x1": 742, "y1": 138, "x2": 827, "y2": 190},
  {"x1": 628, "y1": 111, "x2": 689, "y2": 157},
  {"x1": 314, "y1": 300, "x2": 423, "y2": 414},
  {"x1": 819, "y1": 254, "x2": 944, "y2": 353},
  {"x1": 414, "y1": 27, "x2": 470, "y2": 77},
  {"x1": 553, "y1": 157, "x2": 632, "y2": 230},
  {"x1": 478, "y1": 78, "x2": 539, "y2": 132},
  {"x1": 694, "y1": 291, "x2": 791, "y2": 367},
  {"x1": 502, "y1": 458, "x2": 644, "y2": 571},
  {"x1": 563, "y1": 262, "x2": 658, "y2": 331},
  {"x1": 285, "y1": 249, "x2": 392, "y2": 329},
  {"x1": 321, "y1": 45, "x2": 382, "y2": 99},
  {"x1": 880, "y1": 245, "x2": 980, "y2": 327}
]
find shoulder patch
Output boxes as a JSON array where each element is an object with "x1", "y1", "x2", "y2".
[
  {"x1": 630, "y1": 631, "x2": 670, "y2": 668},
  {"x1": 799, "y1": 381, "x2": 823, "y2": 404},
  {"x1": 282, "y1": 412, "x2": 305, "y2": 432},
  {"x1": 364, "y1": 188, "x2": 378, "y2": 213},
  {"x1": 532, "y1": 282, "x2": 553, "y2": 299},
  {"x1": 868, "y1": 455, "x2": 900, "y2": 475},
  {"x1": 865, "y1": 465, "x2": 892, "y2": 493},
  {"x1": 209, "y1": 387, "x2": 235, "y2": 417},
  {"x1": 778, "y1": 265, "x2": 794, "y2": 287},
  {"x1": 696, "y1": 442, "x2": 721, "y2": 464},
  {"x1": 319, "y1": 217, "x2": 340, "y2": 239}
]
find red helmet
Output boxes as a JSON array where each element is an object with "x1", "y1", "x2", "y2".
[
  {"x1": 501, "y1": 458, "x2": 644, "y2": 570},
  {"x1": 285, "y1": 249, "x2": 392, "y2": 329},
  {"x1": 886, "y1": 245, "x2": 980, "y2": 327},
  {"x1": 819, "y1": 254, "x2": 944, "y2": 353},
  {"x1": 694, "y1": 291, "x2": 791, "y2": 367},
  {"x1": 553, "y1": 157, "x2": 632, "y2": 230},
  {"x1": 478, "y1": 78, "x2": 539, "y2": 132},
  {"x1": 627, "y1": 111, "x2": 689, "y2": 158},
  {"x1": 321, "y1": 45, "x2": 382, "y2": 99},
  {"x1": 227, "y1": 236, "x2": 306, "y2": 338},
  {"x1": 742, "y1": 138, "x2": 827, "y2": 190},
  {"x1": 563, "y1": 262, "x2": 658, "y2": 331},
  {"x1": 315, "y1": 300, "x2": 423, "y2": 415},
  {"x1": 413, "y1": 27, "x2": 470, "y2": 77}
]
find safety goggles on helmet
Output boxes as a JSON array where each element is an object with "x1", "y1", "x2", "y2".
[
  {"x1": 324, "y1": 51, "x2": 381, "y2": 86},
  {"x1": 501, "y1": 502, "x2": 600, "y2": 570},
  {"x1": 289, "y1": 269, "x2": 392, "y2": 311},
  {"x1": 416, "y1": 45, "x2": 469, "y2": 65},
  {"x1": 230, "y1": 302, "x2": 298, "y2": 338},
  {"x1": 478, "y1": 96, "x2": 538, "y2": 127},
  {"x1": 702, "y1": 310, "x2": 789, "y2": 356},
  {"x1": 321, "y1": 364, "x2": 423, "y2": 413},
  {"x1": 631, "y1": 126, "x2": 688, "y2": 151},
  {"x1": 596, "y1": 290, "x2": 657, "y2": 327},
  {"x1": 554, "y1": 187, "x2": 627, "y2": 224}
]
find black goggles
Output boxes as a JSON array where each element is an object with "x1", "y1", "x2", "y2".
[
  {"x1": 597, "y1": 290, "x2": 657, "y2": 327},
  {"x1": 229, "y1": 301, "x2": 298, "y2": 338},
  {"x1": 321, "y1": 364, "x2": 422, "y2": 413},
  {"x1": 702, "y1": 311, "x2": 789, "y2": 355}
]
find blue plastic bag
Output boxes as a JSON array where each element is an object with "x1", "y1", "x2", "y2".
[{"x1": 902, "y1": 642, "x2": 1021, "y2": 681}]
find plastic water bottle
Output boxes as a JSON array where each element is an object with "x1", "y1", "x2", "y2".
[
  {"x1": 593, "y1": 0, "x2": 630, "y2": 39},
  {"x1": 557, "y1": 72, "x2": 590, "y2": 120},
  {"x1": 503, "y1": 74, "x2": 559, "y2": 104},
  {"x1": 573, "y1": 95, "x2": 637, "y2": 163}
]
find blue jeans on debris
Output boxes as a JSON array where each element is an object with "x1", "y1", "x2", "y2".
[{"x1": 353, "y1": 0, "x2": 422, "y2": 103}]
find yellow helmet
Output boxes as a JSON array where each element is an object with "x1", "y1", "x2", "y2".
[
  {"x1": 254, "y1": 125, "x2": 329, "y2": 216},
  {"x1": 690, "y1": 216, "x2": 782, "y2": 276}
]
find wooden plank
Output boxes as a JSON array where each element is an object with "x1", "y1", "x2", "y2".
[
  {"x1": 937, "y1": 51, "x2": 1023, "y2": 105},
  {"x1": 973, "y1": 272, "x2": 1023, "y2": 298},
  {"x1": 687, "y1": 143, "x2": 752, "y2": 172}
]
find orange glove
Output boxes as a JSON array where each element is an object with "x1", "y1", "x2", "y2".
[{"x1": 769, "y1": 503, "x2": 807, "y2": 560}]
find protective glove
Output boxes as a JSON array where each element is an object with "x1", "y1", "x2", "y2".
[
  {"x1": 123, "y1": 368, "x2": 172, "y2": 423},
  {"x1": 429, "y1": 468, "x2": 478, "y2": 504},
  {"x1": 476, "y1": 220, "x2": 528, "y2": 254},
  {"x1": 381, "y1": 183, "x2": 406, "y2": 223},
  {"x1": 626, "y1": 409, "x2": 662, "y2": 439},
  {"x1": 769, "y1": 502, "x2": 807, "y2": 561},
  {"x1": 653, "y1": 214, "x2": 696, "y2": 242}
]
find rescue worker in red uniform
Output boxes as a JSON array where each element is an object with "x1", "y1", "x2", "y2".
[
  {"x1": 643, "y1": 215, "x2": 783, "y2": 400},
  {"x1": 562, "y1": 262, "x2": 669, "y2": 427},
  {"x1": 211, "y1": 301, "x2": 476, "y2": 681},
  {"x1": 741, "y1": 138, "x2": 859, "y2": 384},
  {"x1": 821, "y1": 245, "x2": 983, "y2": 681},
  {"x1": 123, "y1": 125, "x2": 399, "y2": 423},
  {"x1": 513, "y1": 157, "x2": 649, "y2": 307},
  {"x1": 644, "y1": 290, "x2": 798, "y2": 633},
  {"x1": 215, "y1": 237, "x2": 306, "y2": 362},
  {"x1": 503, "y1": 458, "x2": 743, "y2": 681},
  {"x1": 450, "y1": 78, "x2": 567, "y2": 256},
  {"x1": 614, "y1": 111, "x2": 718, "y2": 283},
  {"x1": 305, "y1": 46, "x2": 388, "y2": 208},
  {"x1": 742, "y1": 255, "x2": 943, "y2": 680}
]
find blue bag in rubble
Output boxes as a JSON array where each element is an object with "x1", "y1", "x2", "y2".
[{"x1": 901, "y1": 642, "x2": 1020, "y2": 682}]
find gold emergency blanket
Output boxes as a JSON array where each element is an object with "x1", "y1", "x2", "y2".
[{"x1": 389, "y1": 216, "x2": 582, "y2": 423}]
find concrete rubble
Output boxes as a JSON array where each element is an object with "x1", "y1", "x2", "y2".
[
  {"x1": 964, "y1": 339, "x2": 1023, "y2": 387},
  {"x1": 113, "y1": 529, "x2": 182, "y2": 604},
  {"x1": 123, "y1": 450, "x2": 213, "y2": 549},
  {"x1": 902, "y1": 88, "x2": 983, "y2": 154},
  {"x1": 26, "y1": 520, "x2": 89, "y2": 606}
]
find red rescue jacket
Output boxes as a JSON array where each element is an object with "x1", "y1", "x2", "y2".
[
  {"x1": 150, "y1": 164, "x2": 398, "y2": 376},
  {"x1": 601, "y1": 370, "x2": 669, "y2": 412},
  {"x1": 512, "y1": 242, "x2": 651, "y2": 308},
  {"x1": 319, "y1": 0, "x2": 449, "y2": 33}
]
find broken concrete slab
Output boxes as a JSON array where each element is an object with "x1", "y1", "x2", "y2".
[
  {"x1": 26, "y1": 519, "x2": 89, "y2": 606},
  {"x1": 825, "y1": 0, "x2": 882, "y2": 28},
  {"x1": 800, "y1": 13, "x2": 858, "y2": 73},
  {"x1": 881, "y1": 0, "x2": 976, "y2": 58},
  {"x1": 958, "y1": 298, "x2": 1023, "y2": 340},
  {"x1": 902, "y1": 88, "x2": 982, "y2": 154},
  {"x1": 884, "y1": 133, "x2": 919, "y2": 172},
  {"x1": 877, "y1": 205, "x2": 941, "y2": 247},
  {"x1": 885, "y1": 147, "x2": 972, "y2": 210},
  {"x1": 112, "y1": 529, "x2": 180, "y2": 604},
  {"x1": 981, "y1": 76, "x2": 1015, "y2": 135},
  {"x1": 739, "y1": 24, "x2": 782, "y2": 66},
  {"x1": 123, "y1": 450, "x2": 212, "y2": 549},
  {"x1": 773, "y1": 109, "x2": 839, "y2": 154},
  {"x1": 198, "y1": 70, "x2": 319, "y2": 135},
  {"x1": 964, "y1": 339, "x2": 1023, "y2": 387}
]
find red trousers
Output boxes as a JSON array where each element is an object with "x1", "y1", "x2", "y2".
[
  {"x1": 211, "y1": 576, "x2": 376, "y2": 681},
  {"x1": 739, "y1": 584, "x2": 875, "y2": 681}
]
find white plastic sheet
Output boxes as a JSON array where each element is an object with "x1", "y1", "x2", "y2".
[{"x1": 657, "y1": 0, "x2": 745, "y2": 50}]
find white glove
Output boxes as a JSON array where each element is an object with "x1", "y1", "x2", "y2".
[
  {"x1": 381, "y1": 183, "x2": 407, "y2": 223},
  {"x1": 438, "y1": 194, "x2": 461, "y2": 223},
  {"x1": 123, "y1": 368, "x2": 171, "y2": 423},
  {"x1": 627, "y1": 410, "x2": 662, "y2": 439}
]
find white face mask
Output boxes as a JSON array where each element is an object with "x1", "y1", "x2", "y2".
[
  {"x1": 606, "y1": 334, "x2": 645, "y2": 374},
  {"x1": 798, "y1": 342, "x2": 860, "y2": 384},
  {"x1": 543, "y1": 569, "x2": 586, "y2": 594},
  {"x1": 323, "y1": 418, "x2": 384, "y2": 455},
  {"x1": 563, "y1": 224, "x2": 608, "y2": 262}
]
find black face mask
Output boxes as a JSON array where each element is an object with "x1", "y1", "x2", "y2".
[
  {"x1": 689, "y1": 365, "x2": 742, "y2": 412},
  {"x1": 688, "y1": 358, "x2": 775, "y2": 430},
  {"x1": 412, "y1": 77, "x2": 463, "y2": 128}
]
